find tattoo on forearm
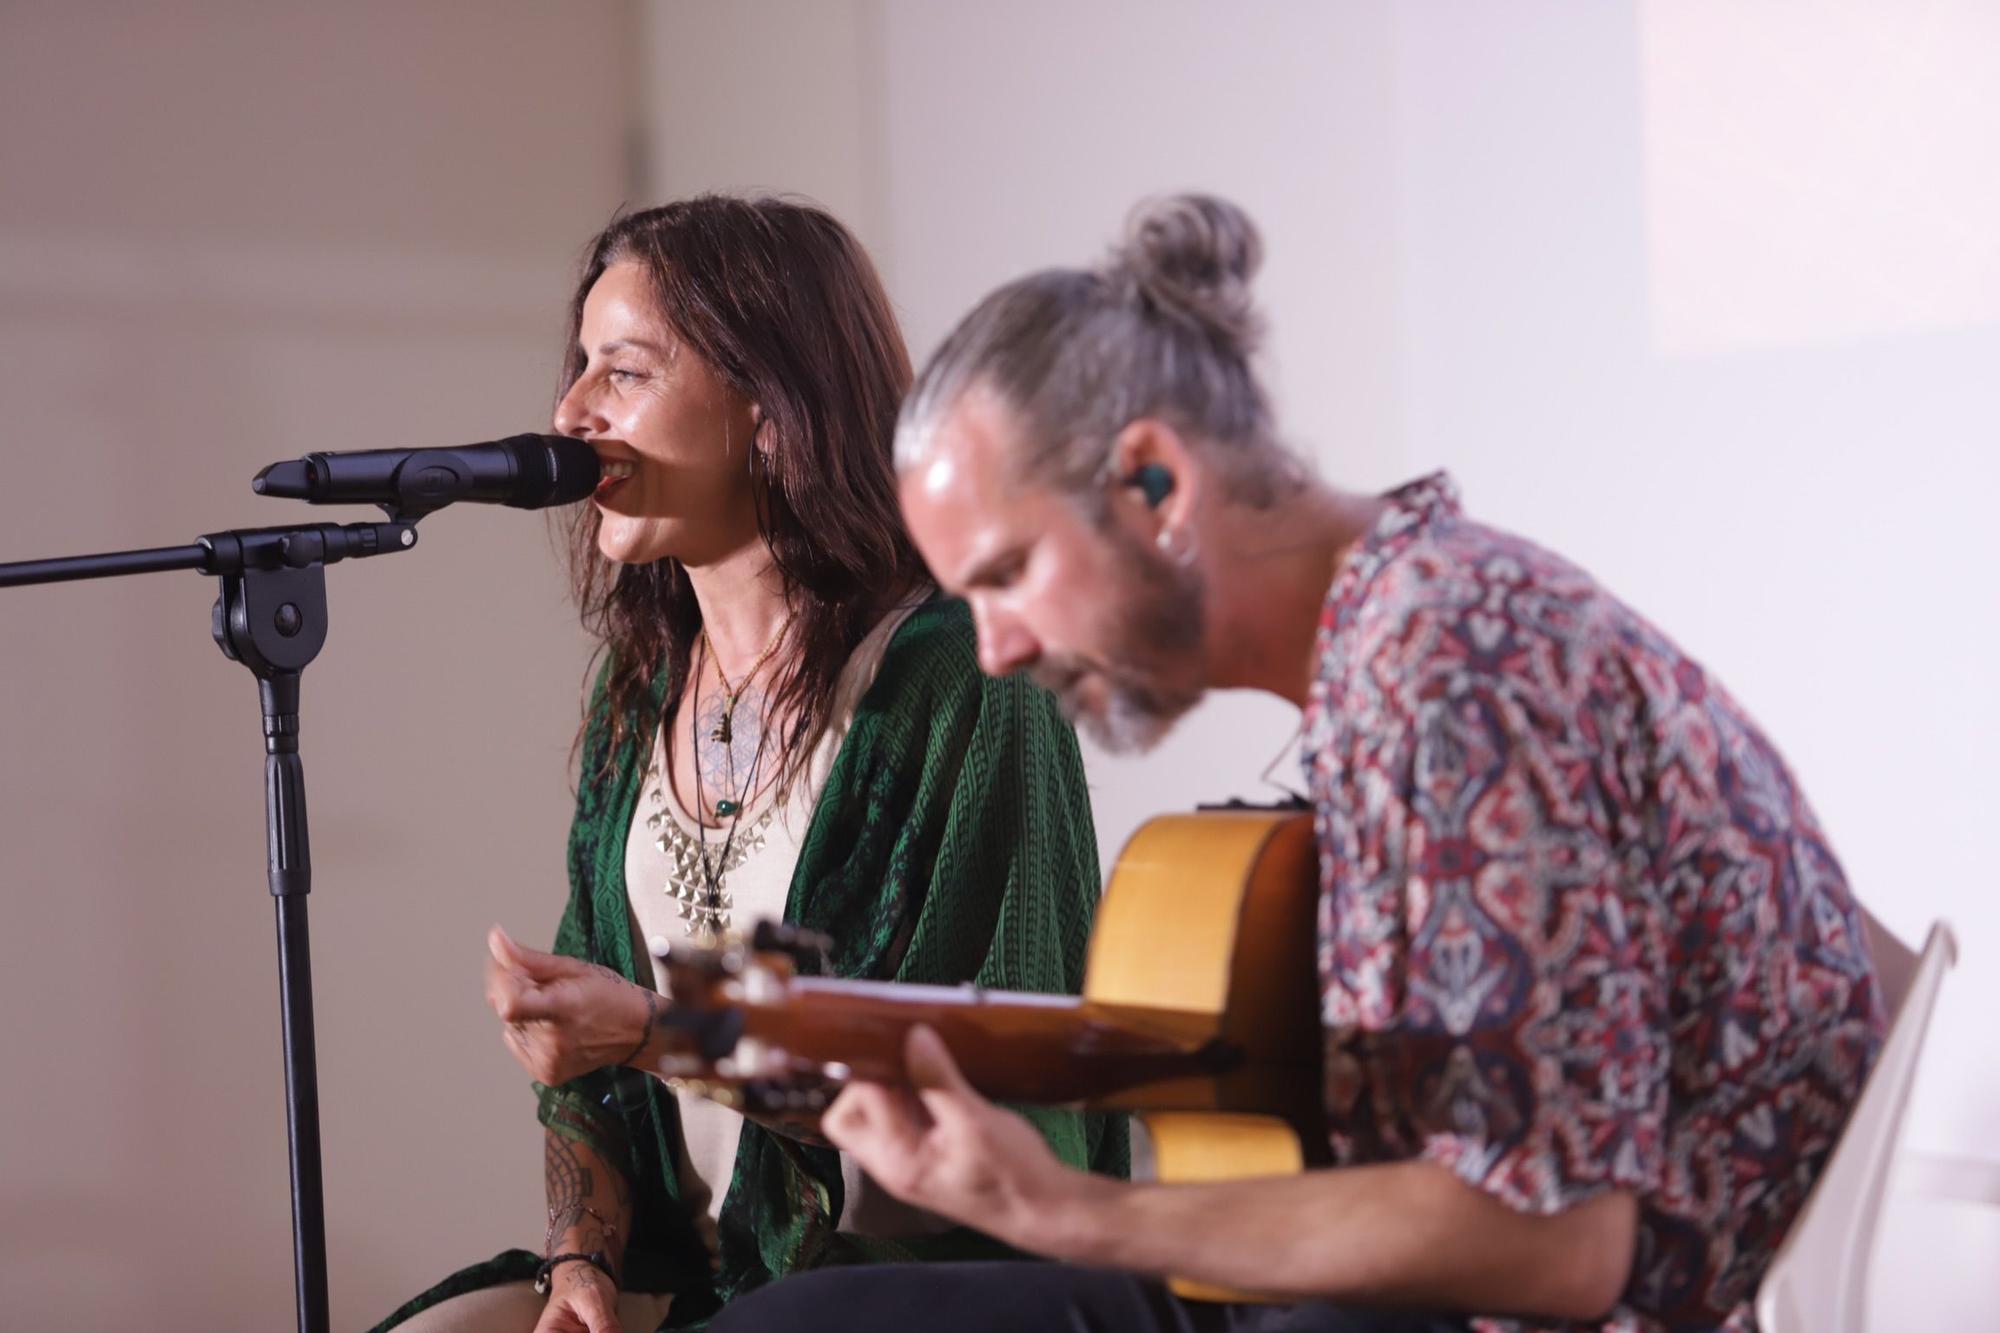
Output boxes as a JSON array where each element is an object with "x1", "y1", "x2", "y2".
[
  {"x1": 545, "y1": 1131, "x2": 628, "y2": 1267},
  {"x1": 544, "y1": 1132, "x2": 593, "y2": 1247}
]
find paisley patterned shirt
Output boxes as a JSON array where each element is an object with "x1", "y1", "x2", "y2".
[{"x1": 1301, "y1": 474, "x2": 1883, "y2": 1332}]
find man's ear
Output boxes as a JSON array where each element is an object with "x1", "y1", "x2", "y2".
[{"x1": 1108, "y1": 419, "x2": 1198, "y2": 536}]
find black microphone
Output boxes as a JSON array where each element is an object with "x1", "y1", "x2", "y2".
[{"x1": 252, "y1": 434, "x2": 601, "y2": 517}]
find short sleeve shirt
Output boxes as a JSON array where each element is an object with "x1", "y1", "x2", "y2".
[{"x1": 1300, "y1": 474, "x2": 1884, "y2": 1332}]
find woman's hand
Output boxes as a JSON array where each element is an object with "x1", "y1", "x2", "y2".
[
  {"x1": 486, "y1": 926, "x2": 656, "y2": 1087},
  {"x1": 532, "y1": 1261, "x2": 621, "y2": 1333}
]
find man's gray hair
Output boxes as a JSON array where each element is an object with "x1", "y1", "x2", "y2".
[{"x1": 895, "y1": 194, "x2": 1293, "y2": 506}]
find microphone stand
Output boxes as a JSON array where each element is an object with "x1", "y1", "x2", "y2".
[{"x1": 1, "y1": 516, "x2": 421, "y2": 1333}]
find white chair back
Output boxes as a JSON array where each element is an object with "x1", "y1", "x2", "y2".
[{"x1": 1754, "y1": 913, "x2": 1956, "y2": 1333}]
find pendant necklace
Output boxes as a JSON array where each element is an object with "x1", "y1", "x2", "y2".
[
  {"x1": 698, "y1": 611, "x2": 791, "y2": 816},
  {"x1": 643, "y1": 613, "x2": 791, "y2": 939}
]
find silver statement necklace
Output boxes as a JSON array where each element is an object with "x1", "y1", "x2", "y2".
[
  {"x1": 643, "y1": 785, "x2": 773, "y2": 940},
  {"x1": 642, "y1": 619, "x2": 789, "y2": 940}
]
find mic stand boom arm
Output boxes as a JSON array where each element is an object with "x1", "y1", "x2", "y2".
[{"x1": 0, "y1": 516, "x2": 420, "y2": 1333}]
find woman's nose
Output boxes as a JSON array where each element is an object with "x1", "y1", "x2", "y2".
[{"x1": 552, "y1": 377, "x2": 599, "y2": 438}]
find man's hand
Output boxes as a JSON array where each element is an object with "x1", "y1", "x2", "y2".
[
  {"x1": 821, "y1": 1024, "x2": 1096, "y2": 1249},
  {"x1": 532, "y1": 1260, "x2": 621, "y2": 1333},
  {"x1": 486, "y1": 926, "x2": 655, "y2": 1087},
  {"x1": 825, "y1": 1026, "x2": 1635, "y2": 1320}
]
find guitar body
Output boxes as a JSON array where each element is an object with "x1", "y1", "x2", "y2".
[{"x1": 1083, "y1": 809, "x2": 1326, "y2": 1301}]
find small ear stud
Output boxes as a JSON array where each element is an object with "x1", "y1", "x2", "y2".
[{"x1": 1156, "y1": 526, "x2": 1197, "y2": 566}]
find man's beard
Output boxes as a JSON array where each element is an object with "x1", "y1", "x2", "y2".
[{"x1": 1030, "y1": 534, "x2": 1207, "y2": 755}]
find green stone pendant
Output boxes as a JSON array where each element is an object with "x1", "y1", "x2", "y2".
[{"x1": 714, "y1": 799, "x2": 741, "y2": 818}]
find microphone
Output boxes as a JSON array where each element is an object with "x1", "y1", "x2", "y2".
[{"x1": 252, "y1": 434, "x2": 601, "y2": 517}]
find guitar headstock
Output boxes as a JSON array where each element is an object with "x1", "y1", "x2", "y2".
[
  {"x1": 646, "y1": 920, "x2": 832, "y2": 1004},
  {"x1": 644, "y1": 920, "x2": 846, "y2": 1108}
]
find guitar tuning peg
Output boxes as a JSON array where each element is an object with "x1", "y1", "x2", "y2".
[
  {"x1": 750, "y1": 920, "x2": 834, "y2": 967},
  {"x1": 655, "y1": 1054, "x2": 704, "y2": 1079},
  {"x1": 666, "y1": 1075, "x2": 743, "y2": 1110}
]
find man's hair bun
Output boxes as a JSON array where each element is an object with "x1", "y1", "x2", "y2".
[{"x1": 1106, "y1": 192, "x2": 1264, "y2": 353}]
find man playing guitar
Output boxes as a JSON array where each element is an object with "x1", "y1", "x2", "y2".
[{"x1": 709, "y1": 192, "x2": 1883, "y2": 1333}]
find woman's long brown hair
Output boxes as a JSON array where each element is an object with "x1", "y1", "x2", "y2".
[{"x1": 557, "y1": 195, "x2": 927, "y2": 784}]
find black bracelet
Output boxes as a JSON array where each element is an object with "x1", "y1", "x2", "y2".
[
  {"x1": 619, "y1": 988, "x2": 660, "y2": 1067},
  {"x1": 534, "y1": 1250, "x2": 616, "y2": 1295}
]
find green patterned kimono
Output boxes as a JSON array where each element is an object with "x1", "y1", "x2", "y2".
[{"x1": 374, "y1": 598, "x2": 1126, "y2": 1330}]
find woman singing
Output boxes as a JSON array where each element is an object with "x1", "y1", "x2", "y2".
[{"x1": 374, "y1": 195, "x2": 1121, "y2": 1333}]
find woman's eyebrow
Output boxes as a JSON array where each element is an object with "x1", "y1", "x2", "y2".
[{"x1": 596, "y1": 337, "x2": 671, "y2": 358}]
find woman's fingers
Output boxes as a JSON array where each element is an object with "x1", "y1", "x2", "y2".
[
  {"x1": 486, "y1": 960, "x2": 523, "y2": 1014},
  {"x1": 486, "y1": 930, "x2": 648, "y2": 1087},
  {"x1": 490, "y1": 924, "x2": 587, "y2": 982},
  {"x1": 485, "y1": 959, "x2": 552, "y2": 1024},
  {"x1": 488, "y1": 924, "x2": 523, "y2": 968},
  {"x1": 494, "y1": 984, "x2": 564, "y2": 1025},
  {"x1": 530, "y1": 1269, "x2": 623, "y2": 1333},
  {"x1": 579, "y1": 1284, "x2": 623, "y2": 1333},
  {"x1": 500, "y1": 1020, "x2": 536, "y2": 1076}
]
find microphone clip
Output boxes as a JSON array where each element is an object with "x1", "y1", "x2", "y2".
[{"x1": 252, "y1": 449, "x2": 474, "y2": 521}]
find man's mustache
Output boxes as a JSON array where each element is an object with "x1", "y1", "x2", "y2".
[
  {"x1": 1030, "y1": 656, "x2": 1175, "y2": 715},
  {"x1": 1028, "y1": 658, "x2": 1085, "y2": 693},
  {"x1": 1028, "y1": 656, "x2": 1103, "y2": 702}
]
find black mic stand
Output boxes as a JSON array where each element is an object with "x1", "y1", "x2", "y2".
[{"x1": 1, "y1": 516, "x2": 421, "y2": 1333}]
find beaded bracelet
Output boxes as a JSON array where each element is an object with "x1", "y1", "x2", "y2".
[{"x1": 534, "y1": 1250, "x2": 616, "y2": 1295}]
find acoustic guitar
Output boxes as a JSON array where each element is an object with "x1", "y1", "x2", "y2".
[{"x1": 645, "y1": 806, "x2": 1327, "y2": 1301}]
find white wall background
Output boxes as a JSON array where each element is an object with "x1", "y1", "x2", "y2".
[
  {"x1": 0, "y1": 4, "x2": 632, "y2": 1327},
  {"x1": 640, "y1": 2, "x2": 2000, "y2": 1327}
]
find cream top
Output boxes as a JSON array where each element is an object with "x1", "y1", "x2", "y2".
[{"x1": 621, "y1": 604, "x2": 948, "y2": 1251}]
